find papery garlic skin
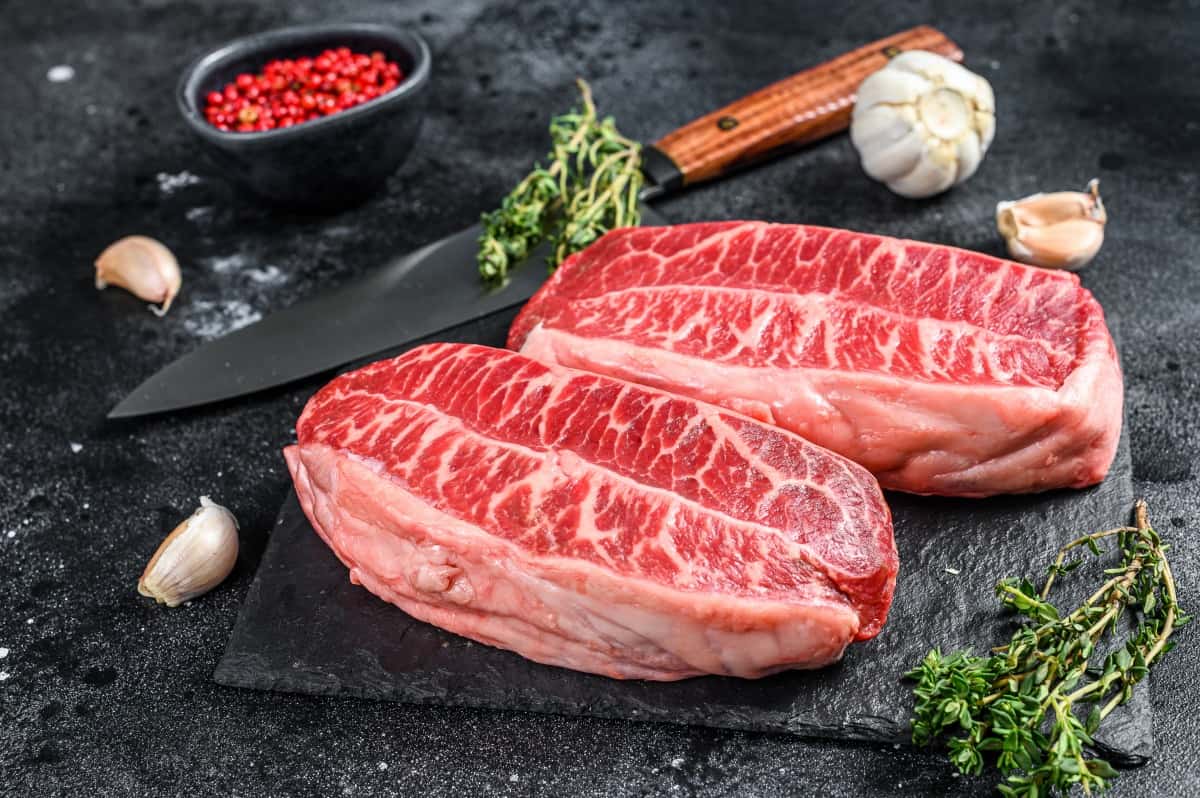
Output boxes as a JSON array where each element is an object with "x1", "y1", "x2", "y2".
[
  {"x1": 138, "y1": 497, "x2": 238, "y2": 607},
  {"x1": 996, "y1": 179, "x2": 1106, "y2": 271},
  {"x1": 95, "y1": 235, "x2": 182, "y2": 316},
  {"x1": 850, "y1": 51, "x2": 996, "y2": 198}
]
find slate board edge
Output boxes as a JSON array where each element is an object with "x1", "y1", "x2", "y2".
[
  {"x1": 213, "y1": 486, "x2": 1150, "y2": 769},
  {"x1": 214, "y1": 645, "x2": 904, "y2": 744}
]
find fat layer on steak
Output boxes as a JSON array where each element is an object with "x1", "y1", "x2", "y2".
[
  {"x1": 284, "y1": 343, "x2": 896, "y2": 680},
  {"x1": 509, "y1": 222, "x2": 1124, "y2": 497}
]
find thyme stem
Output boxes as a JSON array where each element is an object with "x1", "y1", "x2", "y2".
[
  {"x1": 908, "y1": 501, "x2": 1188, "y2": 797},
  {"x1": 477, "y1": 79, "x2": 643, "y2": 283}
]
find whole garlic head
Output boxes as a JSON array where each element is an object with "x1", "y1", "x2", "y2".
[{"x1": 850, "y1": 50, "x2": 996, "y2": 198}]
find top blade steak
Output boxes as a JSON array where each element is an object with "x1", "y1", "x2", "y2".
[
  {"x1": 510, "y1": 222, "x2": 1123, "y2": 497},
  {"x1": 284, "y1": 343, "x2": 896, "y2": 680}
]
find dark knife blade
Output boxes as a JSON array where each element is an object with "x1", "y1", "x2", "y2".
[{"x1": 108, "y1": 204, "x2": 668, "y2": 418}]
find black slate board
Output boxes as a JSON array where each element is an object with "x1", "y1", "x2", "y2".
[{"x1": 215, "y1": 311, "x2": 1149, "y2": 765}]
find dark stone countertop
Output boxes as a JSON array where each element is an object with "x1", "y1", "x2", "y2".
[{"x1": 1, "y1": 1, "x2": 1198, "y2": 795}]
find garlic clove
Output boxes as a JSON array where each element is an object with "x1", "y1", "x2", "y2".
[
  {"x1": 138, "y1": 497, "x2": 238, "y2": 607},
  {"x1": 996, "y1": 179, "x2": 1107, "y2": 270},
  {"x1": 953, "y1": 129, "x2": 983, "y2": 181},
  {"x1": 855, "y1": 66, "x2": 928, "y2": 109},
  {"x1": 859, "y1": 126, "x2": 926, "y2": 184},
  {"x1": 95, "y1": 235, "x2": 182, "y2": 316},
  {"x1": 849, "y1": 103, "x2": 918, "y2": 154},
  {"x1": 889, "y1": 145, "x2": 957, "y2": 199}
]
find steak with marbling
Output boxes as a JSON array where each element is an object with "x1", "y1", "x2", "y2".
[
  {"x1": 510, "y1": 222, "x2": 1123, "y2": 497},
  {"x1": 284, "y1": 343, "x2": 896, "y2": 680}
]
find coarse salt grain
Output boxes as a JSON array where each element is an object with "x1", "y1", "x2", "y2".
[
  {"x1": 156, "y1": 171, "x2": 203, "y2": 195},
  {"x1": 47, "y1": 65, "x2": 75, "y2": 83},
  {"x1": 0, "y1": 647, "x2": 9, "y2": 658},
  {"x1": 0, "y1": 671, "x2": 10, "y2": 681},
  {"x1": 70, "y1": 442, "x2": 83, "y2": 453}
]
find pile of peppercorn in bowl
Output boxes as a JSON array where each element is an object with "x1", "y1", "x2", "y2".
[{"x1": 178, "y1": 22, "x2": 431, "y2": 207}]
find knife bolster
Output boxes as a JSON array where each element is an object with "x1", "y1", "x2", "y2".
[{"x1": 639, "y1": 145, "x2": 685, "y2": 198}]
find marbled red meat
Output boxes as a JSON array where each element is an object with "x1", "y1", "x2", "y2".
[
  {"x1": 284, "y1": 343, "x2": 896, "y2": 680},
  {"x1": 510, "y1": 222, "x2": 1123, "y2": 496}
]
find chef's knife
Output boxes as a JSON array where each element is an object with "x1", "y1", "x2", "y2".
[{"x1": 110, "y1": 26, "x2": 960, "y2": 419}]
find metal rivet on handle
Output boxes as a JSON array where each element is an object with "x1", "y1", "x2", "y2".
[
  {"x1": 882, "y1": 45, "x2": 902, "y2": 58},
  {"x1": 717, "y1": 116, "x2": 738, "y2": 131}
]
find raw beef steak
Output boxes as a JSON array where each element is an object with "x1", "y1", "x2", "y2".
[
  {"x1": 510, "y1": 222, "x2": 1123, "y2": 497},
  {"x1": 284, "y1": 343, "x2": 896, "y2": 680}
]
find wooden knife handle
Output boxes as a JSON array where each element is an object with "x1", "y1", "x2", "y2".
[{"x1": 647, "y1": 26, "x2": 962, "y2": 189}]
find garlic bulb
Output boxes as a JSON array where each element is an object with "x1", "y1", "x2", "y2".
[
  {"x1": 850, "y1": 50, "x2": 996, "y2": 198},
  {"x1": 996, "y1": 179, "x2": 1106, "y2": 271},
  {"x1": 95, "y1": 235, "x2": 181, "y2": 316},
  {"x1": 138, "y1": 497, "x2": 238, "y2": 607}
]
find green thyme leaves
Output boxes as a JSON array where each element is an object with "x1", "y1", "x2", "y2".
[
  {"x1": 477, "y1": 79, "x2": 643, "y2": 283},
  {"x1": 908, "y1": 501, "x2": 1187, "y2": 797}
]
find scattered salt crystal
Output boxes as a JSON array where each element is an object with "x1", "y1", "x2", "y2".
[
  {"x1": 182, "y1": 299, "x2": 262, "y2": 339},
  {"x1": 0, "y1": 671, "x2": 10, "y2": 681},
  {"x1": 156, "y1": 170, "x2": 203, "y2": 195},
  {"x1": 5, "y1": 531, "x2": 13, "y2": 539},
  {"x1": 508, "y1": 774, "x2": 519, "y2": 783},
  {"x1": 70, "y1": 442, "x2": 83, "y2": 453},
  {"x1": 378, "y1": 762, "x2": 388, "y2": 771},
  {"x1": 83, "y1": 503, "x2": 89, "y2": 509},
  {"x1": 26, "y1": 618, "x2": 34, "y2": 625},
  {"x1": 246, "y1": 265, "x2": 287, "y2": 286},
  {"x1": 670, "y1": 756, "x2": 685, "y2": 768},
  {"x1": 206, "y1": 253, "x2": 250, "y2": 274},
  {"x1": 0, "y1": 647, "x2": 9, "y2": 658},
  {"x1": 945, "y1": 567, "x2": 961, "y2": 575},
  {"x1": 47, "y1": 65, "x2": 75, "y2": 83}
]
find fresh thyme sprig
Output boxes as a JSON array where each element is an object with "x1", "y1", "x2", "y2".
[
  {"x1": 908, "y1": 501, "x2": 1187, "y2": 797},
  {"x1": 477, "y1": 79, "x2": 643, "y2": 283}
]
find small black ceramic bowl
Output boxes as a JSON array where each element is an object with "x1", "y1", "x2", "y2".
[{"x1": 178, "y1": 22, "x2": 431, "y2": 209}]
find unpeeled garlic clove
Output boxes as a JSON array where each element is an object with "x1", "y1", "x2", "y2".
[
  {"x1": 95, "y1": 235, "x2": 181, "y2": 316},
  {"x1": 996, "y1": 179, "x2": 1107, "y2": 271},
  {"x1": 138, "y1": 497, "x2": 238, "y2": 607}
]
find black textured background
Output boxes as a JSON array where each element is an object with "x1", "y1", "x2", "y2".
[{"x1": 1, "y1": 1, "x2": 1198, "y2": 796}]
